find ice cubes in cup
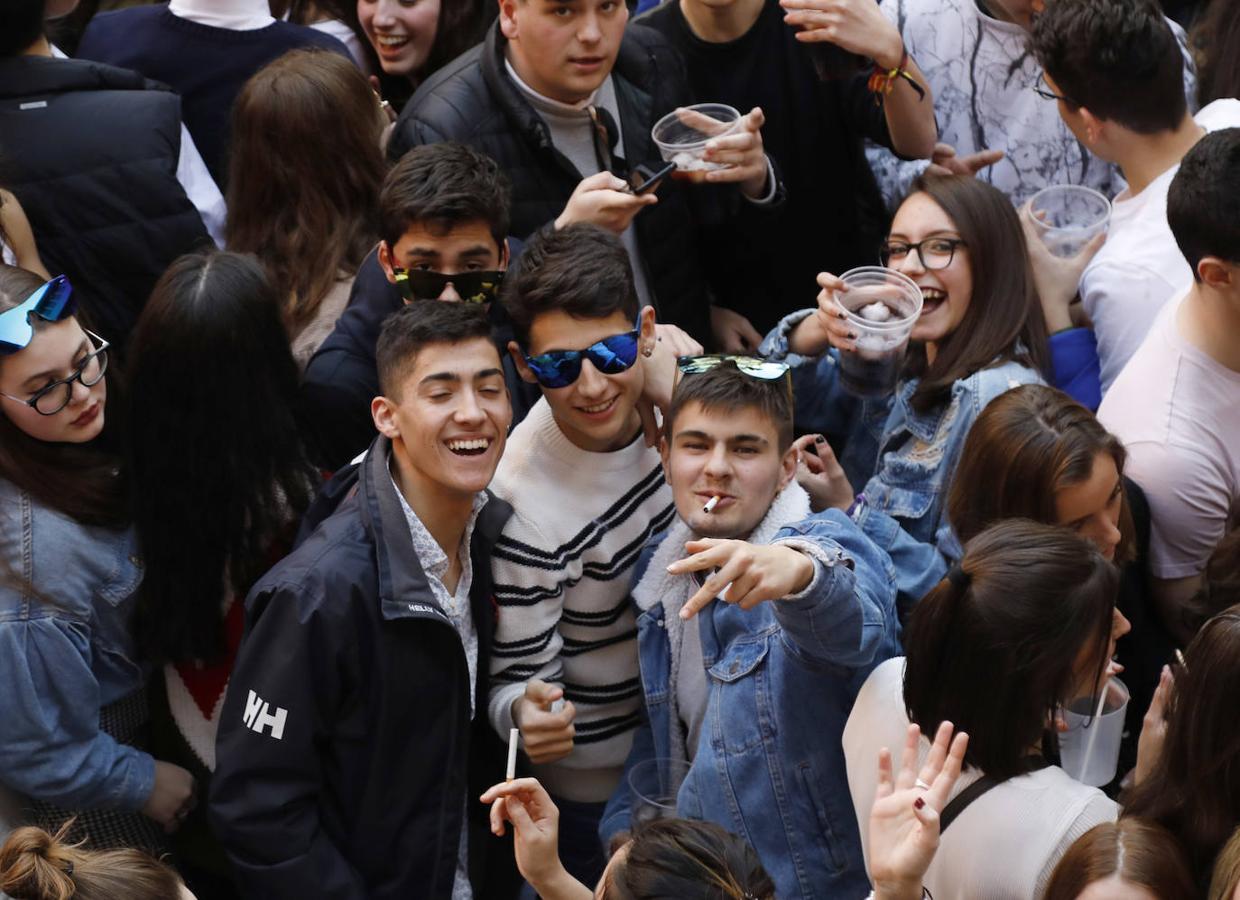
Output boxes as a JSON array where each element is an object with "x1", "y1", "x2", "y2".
[
  {"x1": 652, "y1": 104, "x2": 742, "y2": 182},
  {"x1": 833, "y1": 268, "x2": 924, "y2": 399}
]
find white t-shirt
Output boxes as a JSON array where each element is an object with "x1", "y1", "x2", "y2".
[
  {"x1": 843, "y1": 658, "x2": 1117, "y2": 900},
  {"x1": 1082, "y1": 99, "x2": 1240, "y2": 393},
  {"x1": 1098, "y1": 294, "x2": 1240, "y2": 579}
]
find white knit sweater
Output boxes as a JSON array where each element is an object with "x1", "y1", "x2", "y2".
[{"x1": 487, "y1": 399, "x2": 675, "y2": 803}]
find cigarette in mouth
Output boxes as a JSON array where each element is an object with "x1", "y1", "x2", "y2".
[
  {"x1": 702, "y1": 495, "x2": 720, "y2": 514},
  {"x1": 506, "y1": 727, "x2": 519, "y2": 782}
]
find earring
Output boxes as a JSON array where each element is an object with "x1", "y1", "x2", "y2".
[{"x1": 642, "y1": 344, "x2": 654, "y2": 358}]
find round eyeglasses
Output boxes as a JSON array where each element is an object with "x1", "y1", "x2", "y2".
[
  {"x1": 880, "y1": 237, "x2": 967, "y2": 271},
  {"x1": 0, "y1": 330, "x2": 110, "y2": 416}
]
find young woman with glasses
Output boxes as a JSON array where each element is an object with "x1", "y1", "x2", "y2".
[
  {"x1": 763, "y1": 173, "x2": 1049, "y2": 611},
  {"x1": 0, "y1": 264, "x2": 195, "y2": 851}
]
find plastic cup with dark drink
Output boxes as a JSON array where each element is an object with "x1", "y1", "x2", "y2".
[
  {"x1": 627, "y1": 757, "x2": 692, "y2": 829},
  {"x1": 651, "y1": 104, "x2": 742, "y2": 183},
  {"x1": 833, "y1": 267, "x2": 923, "y2": 399},
  {"x1": 1028, "y1": 185, "x2": 1112, "y2": 258}
]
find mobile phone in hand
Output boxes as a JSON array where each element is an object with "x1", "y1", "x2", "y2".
[{"x1": 627, "y1": 161, "x2": 677, "y2": 195}]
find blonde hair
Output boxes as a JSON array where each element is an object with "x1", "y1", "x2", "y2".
[
  {"x1": 0, "y1": 822, "x2": 184, "y2": 900},
  {"x1": 1209, "y1": 826, "x2": 1240, "y2": 900}
]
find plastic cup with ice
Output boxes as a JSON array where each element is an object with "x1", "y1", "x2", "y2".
[
  {"x1": 1028, "y1": 185, "x2": 1112, "y2": 258},
  {"x1": 651, "y1": 104, "x2": 743, "y2": 182},
  {"x1": 834, "y1": 267, "x2": 923, "y2": 398}
]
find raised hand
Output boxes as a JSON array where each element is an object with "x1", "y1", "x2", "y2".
[
  {"x1": 791, "y1": 434, "x2": 854, "y2": 512},
  {"x1": 512, "y1": 679, "x2": 577, "y2": 765},
  {"x1": 480, "y1": 777, "x2": 593, "y2": 900},
  {"x1": 669, "y1": 538, "x2": 816, "y2": 621},
  {"x1": 869, "y1": 722, "x2": 969, "y2": 900},
  {"x1": 926, "y1": 143, "x2": 1004, "y2": 178}
]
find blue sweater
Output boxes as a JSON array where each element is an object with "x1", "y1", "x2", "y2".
[{"x1": 78, "y1": 4, "x2": 350, "y2": 187}]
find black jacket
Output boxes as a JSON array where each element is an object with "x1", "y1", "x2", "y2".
[
  {"x1": 209, "y1": 436, "x2": 520, "y2": 900},
  {"x1": 388, "y1": 23, "x2": 743, "y2": 345},
  {"x1": 298, "y1": 248, "x2": 541, "y2": 472},
  {"x1": 0, "y1": 55, "x2": 210, "y2": 347}
]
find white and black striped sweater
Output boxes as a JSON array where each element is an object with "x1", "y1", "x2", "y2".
[{"x1": 487, "y1": 399, "x2": 675, "y2": 803}]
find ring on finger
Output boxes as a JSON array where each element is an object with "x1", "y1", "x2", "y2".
[{"x1": 914, "y1": 778, "x2": 931, "y2": 791}]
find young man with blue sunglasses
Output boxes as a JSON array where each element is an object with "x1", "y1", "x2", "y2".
[{"x1": 485, "y1": 223, "x2": 689, "y2": 886}]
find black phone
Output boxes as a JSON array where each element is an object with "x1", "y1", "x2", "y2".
[{"x1": 628, "y1": 161, "x2": 676, "y2": 195}]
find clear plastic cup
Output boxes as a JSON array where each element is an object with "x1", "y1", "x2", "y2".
[
  {"x1": 833, "y1": 267, "x2": 924, "y2": 398},
  {"x1": 1028, "y1": 185, "x2": 1112, "y2": 258},
  {"x1": 651, "y1": 104, "x2": 742, "y2": 183},
  {"x1": 627, "y1": 758, "x2": 692, "y2": 829},
  {"x1": 1058, "y1": 677, "x2": 1129, "y2": 788}
]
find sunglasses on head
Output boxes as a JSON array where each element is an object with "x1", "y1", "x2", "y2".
[
  {"x1": 676, "y1": 354, "x2": 790, "y2": 381},
  {"x1": 392, "y1": 267, "x2": 504, "y2": 305},
  {"x1": 523, "y1": 324, "x2": 643, "y2": 389},
  {"x1": 0, "y1": 275, "x2": 77, "y2": 355}
]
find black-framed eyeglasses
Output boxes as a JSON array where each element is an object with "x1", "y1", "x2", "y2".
[
  {"x1": 0, "y1": 330, "x2": 109, "y2": 416},
  {"x1": 1033, "y1": 71, "x2": 1070, "y2": 103},
  {"x1": 880, "y1": 237, "x2": 967, "y2": 271}
]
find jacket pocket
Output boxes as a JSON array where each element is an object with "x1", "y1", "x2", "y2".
[
  {"x1": 706, "y1": 636, "x2": 772, "y2": 754},
  {"x1": 796, "y1": 760, "x2": 848, "y2": 874},
  {"x1": 96, "y1": 535, "x2": 143, "y2": 608}
]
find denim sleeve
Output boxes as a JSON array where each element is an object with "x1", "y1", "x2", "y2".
[
  {"x1": 598, "y1": 708, "x2": 656, "y2": 848},
  {"x1": 758, "y1": 312, "x2": 859, "y2": 438},
  {"x1": 767, "y1": 510, "x2": 898, "y2": 669},
  {"x1": 0, "y1": 617, "x2": 154, "y2": 811},
  {"x1": 1048, "y1": 328, "x2": 1102, "y2": 411},
  {"x1": 853, "y1": 503, "x2": 956, "y2": 610}
]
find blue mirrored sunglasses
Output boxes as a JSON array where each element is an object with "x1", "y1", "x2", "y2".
[
  {"x1": 523, "y1": 328, "x2": 642, "y2": 389},
  {"x1": 0, "y1": 275, "x2": 77, "y2": 355}
]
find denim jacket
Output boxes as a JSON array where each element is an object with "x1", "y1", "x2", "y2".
[
  {"x1": 0, "y1": 478, "x2": 153, "y2": 812},
  {"x1": 760, "y1": 310, "x2": 1045, "y2": 608},
  {"x1": 599, "y1": 487, "x2": 900, "y2": 900}
]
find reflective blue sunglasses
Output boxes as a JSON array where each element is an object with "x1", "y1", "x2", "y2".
[
  {"x1": 523, "y1": 328, "x2": 642, "y2": 389},
  {"x1": 0, "y1": 275, "x2": 77, "y2": 355}
]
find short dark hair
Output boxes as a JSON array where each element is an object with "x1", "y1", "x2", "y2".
[
  {"x1": 1167, "y1": 127, "x2": 1240, "y2": 278},
  {"x1": 380, "y1": 143, "x2": 510, "y2": 249},
  {"x1": 376, "y1": 301, "x2": 495, "y2": 397},
  {"x1": 1030, "y1": 0, "x2": 1187, "y2": 134},
  {"x1": 665, "y1": 363, "x2": 794, "y2": 452},
  {"x1": 0, "y1": 0, "x2": 45, "y2": 57},
  {"x1": 903, "y1": 520, "x2": 1118, "y2": 780},
  {"x1": 605, "y1": 818, "x2": 775, "y2": 900},
  {"x1": 501, "y1": 224, "x2": 638, "y2": 347}
]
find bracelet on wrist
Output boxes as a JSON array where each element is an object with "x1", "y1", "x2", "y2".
[{"x1": 867, "y1": 47, "x2": 927, "y2": 104}]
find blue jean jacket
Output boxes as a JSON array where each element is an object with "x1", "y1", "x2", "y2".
[
  {"x1": 760, "y1": 311, "x2": 1045, "y2": 608},
  {"x1": 600, "y1": 507, "x2": 900, "y2": 900},
  {"x1": 0, "y1": 478, "x2": 153, "y2": 812}
]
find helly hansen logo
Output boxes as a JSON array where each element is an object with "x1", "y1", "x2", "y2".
[{"x1": 243, "y1": 690, "x2": 288, "y2": 740}]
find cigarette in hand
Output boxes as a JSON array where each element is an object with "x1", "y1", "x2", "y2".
[
  {"x1": 703, "y1": 495, "x2": 720, "y2": 514},
  {"x1": 506, "y1": 728, "x2": 519, "y2": 782}
]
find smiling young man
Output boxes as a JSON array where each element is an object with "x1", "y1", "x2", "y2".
[
  {"x1": 387, "y1": 0, "x2": 779, "y2": 347},
  {"x1": 211, "y1": 302, "x2": 520, "y2": 900},
  {"x1": 597, "y1": 360, "x2": 900, "y2": 899},
  {"x1": 301, "y1": 142, "x2": 540, "y2": 470},
  {"x1": 485, "y1": 224, "x2": 682, "y2": 885}
]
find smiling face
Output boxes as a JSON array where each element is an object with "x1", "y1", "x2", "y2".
[
  {"x1": 499, "y1": 0, "x2": 628, "y2": 104},
  {"x1": 0, "y1": 317, "x2": 106, "y2": 444},
  {"x1": 358, "y1": 0, "x2": 442, "y2": 79},
  {"x1": 378, "y1": 219, "x2": 507, "y2": 301},
  {"x1": 888, "y1": 192, "x2": 975, "y2": 349},
  {"x1": 1055, "y1": 451, "x2": 1124, "y2": 563},
  {"x1": 372, "y1": 336, "x2": 511, "y2": 499},
  {"x1": 513, "y1": 308, "x2": 652, "y2": 453},
  {"x1": 663, "y1": 400, "x2": 795, "y2": 539}
]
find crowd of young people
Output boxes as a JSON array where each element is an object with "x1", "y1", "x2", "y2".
[{"x1": 0, "y1": 0, "x2": 1238, "y2": 898}]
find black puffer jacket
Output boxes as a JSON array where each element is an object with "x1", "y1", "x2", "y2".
[{"x1": 388, "y1": 24, "x2": 732, "y2": 345}]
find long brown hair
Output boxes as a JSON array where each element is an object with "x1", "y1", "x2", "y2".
[
  {"x1": 900, "y1": 175, "x2": 1049, "y2": 413},
  {"x1": 1191, "y1": 0, "x2": 1240, "y2": 107},
  {"x1": 0, "y1": 265, "x2": 126, "y2": 527},
  {"x1": 947, "y1": 384, "x2": 1135, "y2": 563},
  {"x1": 1043, "y1": 819, "x2": 1196, "y2": 900},
  {"x1": 903, "y1": 520, "x2": 1117, "y2": 780},
  {"x1": 226, "y1": 48, "x2": 384, "y2": 334},
  {"x1": 1123, "y1": 605, "x2": 1240, "y2": 881},
  {"x1": 0, "y1": 821, "x2": 183, "y2": 900}
]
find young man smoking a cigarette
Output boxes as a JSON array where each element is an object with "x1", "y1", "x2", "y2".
[{"x1": 597, "y1": 359, "x2": 901, "y2": 900}]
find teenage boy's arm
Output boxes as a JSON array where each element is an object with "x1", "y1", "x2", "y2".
[
  {"x1": 672, "y1": 510, "x2": 897, "y2": 667},
  {"x1": 488, "y1": 516, "x2": 577, "y2": 765},
  {"x1": 210, "y1": 583, "x2": 367, "y2": 900}
]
